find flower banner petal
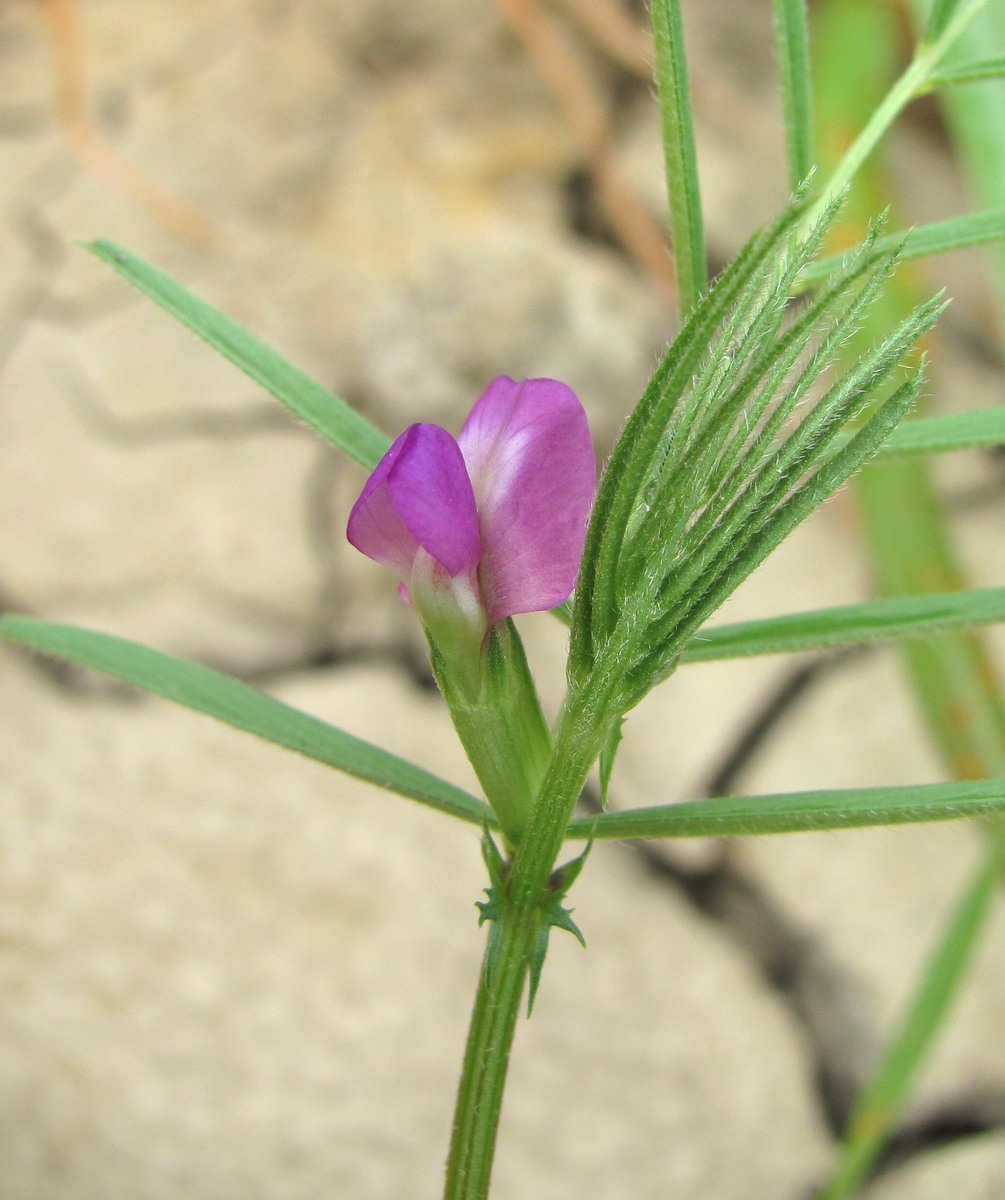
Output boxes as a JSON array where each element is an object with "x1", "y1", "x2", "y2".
[{"x1": 458, "y1": 377, "x2": 596, "y2": 624}]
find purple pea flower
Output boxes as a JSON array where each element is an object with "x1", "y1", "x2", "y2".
[{"x1": 347, "y1": 376, "x2": 595, "y2": 670}]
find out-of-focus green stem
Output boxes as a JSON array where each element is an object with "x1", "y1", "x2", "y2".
[
  {"x1": 805, "y1": 0, "x2": 991, "y2": 231},
  {"x1": 810, "y1": 2, "x2": 1005, "y2": 1195},
  {"x1": 911, "y1": 0, "x2": 1005, "y2": 328}
]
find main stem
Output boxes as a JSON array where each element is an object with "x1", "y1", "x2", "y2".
[
  {"x1": 442, "y1": 688, "x2": 612, "y2": 1200},
  {"x1": 442, "y1": 897, "x2": 537, "y2": 1200}
]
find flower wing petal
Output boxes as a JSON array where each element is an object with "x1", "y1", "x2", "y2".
[
  {"x1": 348, "y1": 424, "x2": 480, "y2": 579},
  {"x1": 458, "y1": 377, "x2": 596, "y2": 623},
  {"x1": 346, "y1": 426, "x2": 422, "y2": 577},
  {"x1": 387, "y1": 424, "x2": 481, "y2": 576}
]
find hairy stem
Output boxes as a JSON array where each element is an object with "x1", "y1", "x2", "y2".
[
  {"x1": 805, "y1": 0, "x2": 992, "y2": 232},
  {"x1": 442, "y1": 686, "x2": 613, "y2": 1199},
  {"x1": 443, "y1": 902, "x2": 538, "y2": 1200}
]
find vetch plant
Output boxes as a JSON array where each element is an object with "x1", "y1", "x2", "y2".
[
  {"x1": 347, "y1": 376, "x2": 594, "y2": 843},
  {"x1": 5, "y1": 0, "x2": 1005, "y2": 1196}
]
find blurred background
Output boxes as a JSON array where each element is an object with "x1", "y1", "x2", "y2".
[{"x1": 1, "y1": 0, "x2": 1004, "y2": 1196}]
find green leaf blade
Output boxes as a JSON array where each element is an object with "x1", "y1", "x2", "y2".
[
  {"x1": 634, "y1": 354, "x2": 933, "y2": 703},
  {"x1": 0, "y1": 616, "x2": 489, "y2": 827},
  {"x1": 572, "y1": 196, "x2": 942, "y2": 716},
  {"x1": 565, "y1": 778, "x2": 1005, "y2": 840},
  {"x1": 928, "y1": 53, "x2": 1005, "y2": 86},
  {"x1": 681, "y1": 586, "x2": 1005, "y2": 663},
  {"x1": 797, "y1": 207, "x2": 1005, "y2": 287},
  {"x1": 877, "y1": 403, "x2": 1005, "y2": 456},
  {"x1": 87, "y1": 241, "x2": 391, "y2": 470}
]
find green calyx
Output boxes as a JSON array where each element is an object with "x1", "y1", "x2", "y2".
[{"x1": 431, "y1": 619, "x2": 552, "y2": 846}]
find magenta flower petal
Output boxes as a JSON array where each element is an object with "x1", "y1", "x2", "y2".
[
  {"x1": 457, "y1": 377, "x2": 596, "y2": 625},
  {"x1": 347, "y1": 428, "x2": 422, "y2": 577},
  {"x1": 348, "y1": 377, "x2": 595, "y2": 660},
  {"x1": 347, "y1": 424, "x2": 480, "y2": 578}
]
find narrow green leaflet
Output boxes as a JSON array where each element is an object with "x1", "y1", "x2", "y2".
[
  {"x1": 565, "y1": 778, "x2": 1005, "y2": 840},
  {"x1": 598, "y1": 717, "x2": 625, "y2": 806},
  {"x1": 876, "y1": 404, "x2": 1005, "y2": 456},
  {"x1": 681, "y1": 586, "x2": 1005, "y2": 663},
  {"x1": 923, "y1": 0, "x2": 974, "y2": 43},
  {"x1": 550, "y1": 599, "x2": 573, "y2": 626},
  {"x1": 0, "y1": 616, "x2": 488, "y2": 827},
  {"x1": 928, "y1": 54, "x2": 1005, "y2": 86},
  {"x1": 773, "y1": 404, "x2": 1005, "y2": 465},
  {"x1": 797, "y1": 207, "x2": 1005, "y2": 287},
  {"x1": 772, "y1": 0, "x2": 814, "y2": 189},
  {"x1": 570, "y1": 194, "x2": 943, "y2": 714},
  {"x1": 87, "y1": 241, "x2": 391, "y2": 470},
  {"x1": 819, "y1": 830, "x2": 1005, "y2": 1200},
  {"x1": 649, "y1": 0, "x2": 706, "y2": 314}
]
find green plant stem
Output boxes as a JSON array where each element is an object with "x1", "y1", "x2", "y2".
[
  {"x1": 773, "y1": 0, "x2": 814, "y2": 190},
  {"x1": 650, "y1": 0, "x2": 706, "y2": 315},
  {"x1": 805, "y1": 0, "x2": 991, "y2": 231},
  {"x1": 442, "y1": 687, "x2": 613, "y2": 1200},
  {"x1": 914, "y1": 0, "x2": 1005, "y2": 326},
  {"x1": 443, "y1": 903, "x2": 538, "y2": 1200}
]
